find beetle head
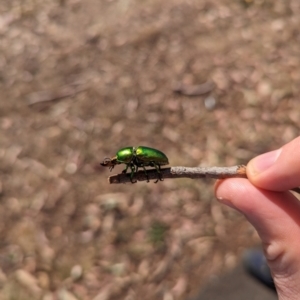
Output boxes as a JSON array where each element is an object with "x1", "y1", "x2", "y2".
[{"x1": 100, "y1": 157, "x2": 118, "y2": 171}]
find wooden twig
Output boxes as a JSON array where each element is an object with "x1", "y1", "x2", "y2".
[
  {"x1": 172, "y1": 81, "x2": 215, "y2": 96},
  {"x1": 108, "y1": 165, "x2": 300, "y2": 195},
  {"x1": 27, "y1": 85, "x2": 87, "y2": 106},
  {"x1": 108, "y1": 165, "x2": 247, "y2": 184}
]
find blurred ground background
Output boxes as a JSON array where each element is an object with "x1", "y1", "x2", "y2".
[{"x1": 0, "y1": 0, "x2": 299, "y2": 299}]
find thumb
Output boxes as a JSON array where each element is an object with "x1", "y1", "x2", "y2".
[
  {"x1": 215, "y1": 179, "x2": 300, "y2": 298},
  {"x1": 247, "y1": 136, "x2": 300, "y2": 192},
  {"x1": 215, "y1": 137, "x2": 300, "y2": 298}
]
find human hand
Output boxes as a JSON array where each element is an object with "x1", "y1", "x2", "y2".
[{"x1": 215, "y1": 136, "x2": 300, "y2": 300}]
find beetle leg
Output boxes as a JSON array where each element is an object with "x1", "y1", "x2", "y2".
[
  {"x1": 130, "y1": 163, "x2": 137, "y2": 184},
  {"x1": 122, "y1": 163, "x2": 136, "y2": 183},
  {"x1": 152, "y1": 163, "x2": 163, "y2": 183},
  {"x1": 122, "y1": 163, "x2": 129, "y2": 174},
  {"x1": 158, "y1": 164, "x2": 163, "y2": 181},
  {"x1": 136, "y1": 165, "x2": 142, "y2": 181},
  {"x1": 141, "y1": 164, "x2": 149, "y2": 182}
]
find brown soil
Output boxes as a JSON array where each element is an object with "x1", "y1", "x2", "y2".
[{"x1": 0, "y1": 0, "x2": 299, "y2": 299}]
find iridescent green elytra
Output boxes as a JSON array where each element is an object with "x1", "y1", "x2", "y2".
[{"x1": 100, "y1": 146, "x2": 169, "y2": 183}]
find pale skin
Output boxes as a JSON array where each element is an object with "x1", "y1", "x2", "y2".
[{"x1": 215, "y1": 136, "x2": 300, "y2": 300}]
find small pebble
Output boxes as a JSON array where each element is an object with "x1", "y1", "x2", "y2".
[
  {"x1": 57, "y1": 288, "x2": 78, "y2": 300},
  {"x1": 0, "y1": 268, "x2": 7, "y2": 286},
  {"x1": 71, "y1": 265, "x2": 83, "y2": 281},
  {"x1": 65, "y1": 162, "x2": 77, "y2": 174},
  {"x1": 80, "y1": 230, "x2": 94, "y2": 244},
  {"x1": 39, "y1": 246, "x2": 55, "y2": 271},
  {"x1": 257, "y1": 81, "x2": 272, "y2": 97},
  {"x1": 42, "y1": 293, "x2": 55, "y2": 300},
  {"x1": 110, "y1": 263, "x2": 125, "y2": 277},
  {"x1": 6, "y1": 197, "x2": 21, "y2": 215},
  {"x1": 37, "y1": 271, "x2": 50, "y2": 289},
  {"x1": 15, "y1": 269, "x2": 41, "y2": 296},
  {"x1": 204, "y1": 95, "x2": 217, "y2": 110}
]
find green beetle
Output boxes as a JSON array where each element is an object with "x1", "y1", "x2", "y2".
[{"x1": 100, "y1": 146, "x2": 169, "y2": 183}]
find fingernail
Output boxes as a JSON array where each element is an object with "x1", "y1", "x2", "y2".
[{"x1": 250, "y1": 149, "x2": 281, "y2": 174}]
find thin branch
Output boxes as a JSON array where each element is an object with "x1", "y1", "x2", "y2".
[
  {"x1": 172, "y1": 81, "x2": 215, "y2": 96},
  {"x1": 107, "y1": 165, "x2": 300, "y2": 195},
  {"x1": 27, "y1": 85, "x2": 87, "y2": 106},
  {"x1": 108, "y1": 165, "x2": 247, "y2": 184}
]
